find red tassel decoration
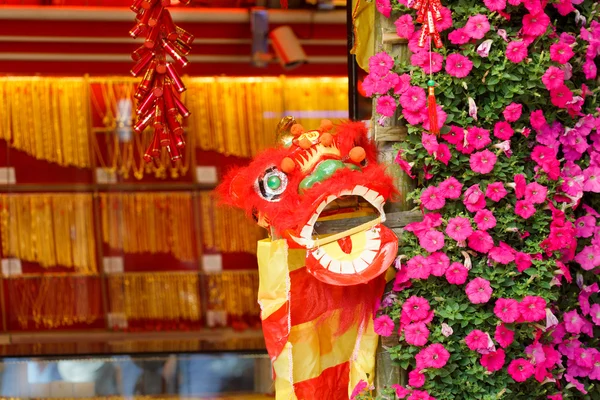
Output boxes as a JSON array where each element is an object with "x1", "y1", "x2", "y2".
[
  {"x1": 129, "y1": 4, "x2": 194, "y2": 162},
  {"x1": 427, "y1": 80, "x2": 440, "y2": 136},
  {"x1": 280, "y1": 0, "x2": 288, "y2": 8}
]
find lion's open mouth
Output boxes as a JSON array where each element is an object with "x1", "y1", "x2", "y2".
[{"x1": 291, "y1": 185, "x2": 397, "y2": 285}]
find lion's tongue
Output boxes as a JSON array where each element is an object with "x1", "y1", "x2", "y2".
[{"x1": 337, "y1": 236, "x2": 353, "y2": 254}]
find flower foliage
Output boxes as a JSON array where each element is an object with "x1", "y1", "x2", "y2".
[{"x1": 358, "y1": 0, "x2": 600, "y2": 399}]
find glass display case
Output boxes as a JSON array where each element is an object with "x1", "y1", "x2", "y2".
[{"x1": 0, "y1": 352, "x2": 273, "y2": 398}]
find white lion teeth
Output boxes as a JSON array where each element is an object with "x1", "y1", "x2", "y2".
[
  {"x1": 340, "y1": 261, "x2": 355, "y2": 274},
  {"x1": 360, "y1": 250, "x2": 377, "y2": 265},
  {"x1": 352, "y1": 258, "x2": 370, "y2": 273},
  {"x1": 320, "y1": 253, "x2": 333, "y2": 269},
  {"x1": 364, "y1": 238, "x2": 381, "y2": 251},
  {"x1": 352, "y1": 185, "x2": 369, "y2": 197},
  {"x1": 328, "y1": 259, "x2": 342, "y2": 273}
]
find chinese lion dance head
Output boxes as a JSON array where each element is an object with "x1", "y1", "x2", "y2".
[{"x1": 218, "y1": 119, "x2": 398, "y2": 286}]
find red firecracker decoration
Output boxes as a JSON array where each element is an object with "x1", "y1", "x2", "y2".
[
  {"x1": 129, "y1": 0, "x2": 194, "y2": 162},
  {"x1": 410, "y1": 0, "x2": 444, "y2": 49}
]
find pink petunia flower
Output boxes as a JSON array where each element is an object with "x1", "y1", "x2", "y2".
[
  {"x1": 503, "y1": 103, "x2": 523, "y2": 122},
  {"x1": 474, "y1": 209, "x2": 497, "y2": 231},
  {"x1": 466, "y1": 277, "x2": 493, "y2": 304},
  {"x1": 486, "y1": 182, "x2": 508, "y2": 202},
  {"x1": 469, "y1": 149, "x2": 498, "y2": 174},
  {"x1": 508, "y1": 359, "x2": 534, "y2": 382},
  {"x1": 416, "y1": 343, "x2": 450, "y2": 369},
  {"x1": 446, "y1": 216, "x2": 473, "y2": 242},
  {"x1": 484, "y1": 0, "x2": 506, "y2": 11},
  {"x1": 376, "y1": 95, "x2": 397, "y2": 117},
  {"x1": 466, "y1": 127, "x2": 491, "y2": 150},
  {"x1": 419, "y1": 230, "x2": 445, "y2": 253},
  {"x1": 550, "y1": 42, "x2": 575, "y2": 64},
  {"x1": 583, "y1": 58, "x2": 597, "y2": 80},
  {"x1": 574, "y1": 246, "x2": 600, "y2": 271},
  {"x1": 448, "y1": 28, "x2": 470, "y2": 45},
  {"x1": 542, "y1": 66, "x2": 565, "y2": 91},
  {"x1": 408, "y1": 370, "x2": 425, "y2": 388},
  {"x1": 590, "y1": 304, "x2": 600, "y2": 325},
  {"x1": 512, "y1": 174, "x2": 527, "y2": 199},
  {"x1": 394, "y1": 14, "x2": 415, "y2": 39},
  {"x1": 525, "y1": 182, "x2": 548, "y2": 204},
  {"x1": 495, "y1": 324, "x2": 515, "y2": 348},
  {"x1": 481, "y1": 348, "x2": 506, "y2": 372},
  {"x1": 518, "y1": 296, "x2": 547, "y2": 322},
  {"x1": 411, "y1": 51, "x2": 444, "y2": 74},
  {"x1": 421, "y1": 186, "x2": 446, "y2": 210},
  {"x1": 439, "y1": 177, "x2": 463, "y2": 199},
  {"x1": 435, "y1": 143, "x2": 452, "y2": 165},
  {"x1": 445, "y1": 53, "x2": 474, "y2": 78},
  {"x1": 515, "y1": 200, "x2": 536, "y2": 219},
  {"x1": 489, "y1": 242, "x2": 515, "y2": 265},
  {"x1": 427, "y1": 252, "x2": 450, "y2": 277},
  {"x1": 468, "y1": 230, "x2": 494, "y2": 253},
  {"x1": 374, "y1": 315, "x2": 395, "y2": 336},
  {"x1": 404, "y1": 322, "x2": 430, "y2": 346},
  {"x1": 494, "y1": 121, "x2": 514, "y2": 140},
  {"x1": 435, "y1": 6, "x2": 453, "y2": 32},
  {"x1": 394, "y1": 73, "x2": 412, "y2": 95},
  {"x1": 464, "y1": 14, "x2": 490, "y2": 39},
  {"x1": 350, "y1": 380, "x2": 368, "y2": 399},
  {"x1": 515, "y1": 252, "x2": 533, "y2": 272},
  {"x1": 494, "y1": 298, "x2": 520, "y2": 323},
  {"x1": 463, "y1": 184, "x2": 487, "y2": 212},
  {"x1": 564, "y1": 310, "x2": 585, "y2": 334},
  {"x1": 402, "y1": 296, "x2": 431, "y2": 322},
  {"x1": 575, "y1": 216, "x2": 596, "y2": 238},
  {"x1": 550, "y1": 85, "x2": 574, "y2": 108},
  {"x1": 369, "y1": 51, "x2": 394, "y2": 76},
  {"x1": 530, "y1": 110, "x2": 548, "y2": 131},
  {"x1": 408, "y1": 390, "x2": 433, "y2": 400},
  {"x1": 477, "y1": 39, "x2": 493, "y2": 57},
  {"x1": 445, "y1": 262, "x2": 468, "y2": 285},
  {"x1": 522, "y1": 12, "x2": 550, "y2": 37},
  {"x1": 465, "y1": 329, "x2": 489, "y2": 351},
  {"x1": 400, "y1": 86, "x2": 427, "y2": 112},
  {"x1": 391, "y1": 385, "x2": 411, "y2": 399},
  {"x1": 375, "y1": 0, "x2": 392, "y2": 18},
  {"x1": 506, "y1": 41, "x2": 528, "y2": 63},
  {"x1": 583, "y1": 166, "x2": 600, "y2": 192},
  {"x1": 407, "y1": 255, "x2": 431, "y2": 280}
]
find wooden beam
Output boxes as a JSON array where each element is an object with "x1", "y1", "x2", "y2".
[{"x1": 313, "y1": 210, "x2": 421, "y2": 234}]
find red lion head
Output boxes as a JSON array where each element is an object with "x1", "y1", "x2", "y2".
[{"x1": 218, "y1": 120, "x2": 398, "y2": 286}]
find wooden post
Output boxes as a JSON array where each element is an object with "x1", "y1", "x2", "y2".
[{"x1": 372, "y1": 9, "x2": 414, "y2": 393}]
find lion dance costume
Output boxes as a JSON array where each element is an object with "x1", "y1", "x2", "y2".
[{"x1": 217, "y1": 119, "x2": 398, "y2": 399}]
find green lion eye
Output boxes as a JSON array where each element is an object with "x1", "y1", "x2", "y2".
[{"x1": 267, "y1": 175, "x2": 282, "y2": 190}]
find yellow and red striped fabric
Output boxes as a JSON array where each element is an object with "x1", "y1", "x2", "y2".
[{"x1": 257, "y1": 239, "x2": 383, "y2": 400}]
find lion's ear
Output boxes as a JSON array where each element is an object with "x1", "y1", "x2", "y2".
[{"x1": 215, "y1": 167, "x2": 247, "y2": 208}]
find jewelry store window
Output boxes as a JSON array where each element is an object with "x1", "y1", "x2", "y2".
[{"x1": 0, "y1": 353, "x2": 272, "y2": 398}]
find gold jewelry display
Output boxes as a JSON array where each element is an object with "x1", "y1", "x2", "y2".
[
  {"x1": 89, "y1": 77, "x2": 191, "y2": 180},
  {"x1": 199, "y1": 191, "x2": 265, "y2": 254},
  {"x1": 187, "y1": 76, "x2": 349, "y2": 158},
  {"x1": 0, "y1": 77, "x2": 91, "y2": 168},
  {"x1": 206, "y1": 271, "x2": 260, "y2": 319},
  {"x1": 100, "y1": 192, "x2": 196, "y2": 261},
  {"x1": 107, "y1": 272, "x2": 201, "y2": 322},
  {"x1": 0, "y1": 194, "x2": 97, "y2": 274},
  {"x1": 7, "y1": 275, "x2": 102, "y2": 329}
]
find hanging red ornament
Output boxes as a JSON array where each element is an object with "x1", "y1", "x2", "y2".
[
  {"x1": 409, "y1": 0, "x2": 444, "y2": 135},
  {"x1": 129, "y1": 3, "x2": 194, "y2": 162},
  {"x1": 410, "y1": 0, "x2": 444, "y2": 49}
]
